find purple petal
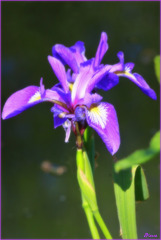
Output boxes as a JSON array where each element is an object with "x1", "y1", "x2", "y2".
[
  {"x1": 124, "y1": 62, "x2": 135, "y2": 72},
  {"x1": 85, "y1": 64, "x2": 112, "y2": 94},
  {"x1": 86, "y1": 102, "x2": 120, "y2": 155},
  {"x1": 63, "y1": 119, "x2": 71, "y2": 143},
  {"x1": 117, "y1": 72, "x2": 157, "y2": 100},
  {"x1": 77, "y1": 93, "x2": 103, "y2": 108},
  {"x1": 54, "y1": 115, "x2": 67, "y2": 129},
  {"x1": 40, "y1": 77, "x2": 45, "y2": 97},
  {"x1": 2, "y1": 80, "x2": 68, "y2": 120},
  {"x1": 108, "y1": 62, "x2": 123, "y2": 73},
  {"x1": 70, "y1": 41, "x2": 87, "y2": 65},
  {"x1": 117, "y1": 51, "x2": 124, "y2": 65},
  {"x1": 52, "y1": 44, "x2": 79, "y2": 73},
  {"x1": 72, "y1": 63, "x2": 116, "y2": 103},
  {"x1": 48, "y1": 56, "x2": 69, "y2": 93},
  {"x1": 2, "y1": 86, "x2": 42, "y2": 119},
  {"x1": 95, "y1": 72, "x2": 119, "y2": 91},
  {"x1": 71, "y1": 60, "x2": 95, "y2": 104},
  {"x1": 105, "y1": 51, "x2": 125, "y2": 73},
  {"x1": 51, "y1": 105, "x2": 68, "y2": 129},
  {"x1": 50, "y1": 86, "x2": 71, "y2": 108},
  {"x1": 94, "y1": 32, "x2": 108, "y2": 68}
]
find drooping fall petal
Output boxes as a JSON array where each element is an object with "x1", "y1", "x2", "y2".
[{"x1": 86, "y1": 102, "x2": 120, "y2": 155}]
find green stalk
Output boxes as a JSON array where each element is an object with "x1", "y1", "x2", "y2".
[
  {"x1": 82, "y1": 196, "x2": 100, "y2": 239},
  {"x1": 94, "y1": 210, "x2": 112, "y2": 239},
  {"x1": 76, "y1": 125, "x2": 112, "y2": 239},
  {"x1": 76, "y1": 148, "x2": 100, "y2": 239},
  {"x1": 83, "y1": 127, "x2": 95, "y2": 173}
]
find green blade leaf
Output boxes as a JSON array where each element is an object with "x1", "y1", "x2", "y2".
[
  {"x1": 113, "y1": 166, "x2": 138, "y2": 239},
  {"x1": 135, "y1": 166, "x2": 149, "y2": 201},
  {"x1": 154, "y1": 55, "x2": 160, "y2": 83},
  {"x1": 149, "y1": 130, "x2": 160, "y2": 151},
  {"x1": 115, "y1": 131, "x2": 160, "y2": 172}
]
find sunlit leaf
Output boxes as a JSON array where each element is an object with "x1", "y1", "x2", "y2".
[
  {"x1": 113, "y1": 165, "x2": 138, "y2": 239},
  {"x1": 114, "y1": 131, "x2": 160, "y2": 172},
  {"x1": 135, "y1": 166, "x2": 149, "y2": 201},
  {"x1": 149, "y1": 130, "x2": 160, "y2": 151},
  {"x1": 154, "y1": 55, "x2": 160, "y2": 83}
]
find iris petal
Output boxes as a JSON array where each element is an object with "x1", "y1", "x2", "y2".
[
  {"x1": 95, "y1": 72, "x2": 119, "y2": 91},
  {"x1": 52, "y1": 44, "x2": 78, "y2": 72},
  {"x1": 70, "y1": 41, "x2": 87, "y2": 65},
  {"x1": 53, "y1": 108, "x2": 67, "y2": 129},
  {"x1": 72, "y1": 61, "x2": 94, "y2": 103},
  {"x1": 94, "y1": 32, "x2": 108, "y2": 68},
  {"x1": 77, "y1": 93, "x2": 103, "y2": 108},
  {"x1": 48, "y1": 56, "x2": 69, "y2": 93},
  {"x1": 117, "y1": 72, "x2": 157, "y2": 100},
  {"x1": 86, "y1": 102, "x2": 120, "y2": 155},
  {"x1": 2, "y1": 86, "x2": 42, "y2": 119},
  {"x1": 2, "y1": 82, "x2": 67, "y2": 120}
]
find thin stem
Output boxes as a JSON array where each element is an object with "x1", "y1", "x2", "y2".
[
  {"x1": 94, "y1": 210, "x2": 112, "y2": 239},
  {"x1": 83, "y1": 127, "x2": 95, "y2": 173},
  {"x1": 75, "y1": 122, "x2": 83, "y2": 149},
  {"x1": 82, "y1": 199, "x2": 100, "y2": 239},
  {"x1": 76, "y1": 148, "x2": 100, "y2": 239}
]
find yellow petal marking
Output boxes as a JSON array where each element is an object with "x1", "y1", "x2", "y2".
[
  {"x1": 69, "y1": 83, "x2": 73, "y2": 92},
  {"x1": 28, "y1": 92, "x2": 41, "y2": 103},
  {"x1": 88, "y1": 103, "x2": 108, "y2": 129},
  {"x1": 115, "y1": 71, "x2": 136, "y2": 81}
]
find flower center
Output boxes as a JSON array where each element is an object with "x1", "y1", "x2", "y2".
[{"x1": 74, "y1": 106, "x2": 86, "y2": 122}]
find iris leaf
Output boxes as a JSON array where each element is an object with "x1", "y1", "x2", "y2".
[
  {"x1": 114, "y1": 131, "x2": 160, "y2": 173},
  {"x1": 113, "y1": 165, "x2": 138, "y2": 239},
  {"x1": 135, "y1": 165, "x2": 149, "y2": 201},
  {"x1": 154, "y1": 55, "x2": 160, "y2": 83}
]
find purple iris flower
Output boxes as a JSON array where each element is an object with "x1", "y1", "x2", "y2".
[{"x1": 2, "y1": 32, "x2": 156, "y2": 155}]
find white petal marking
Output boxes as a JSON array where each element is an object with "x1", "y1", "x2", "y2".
[
  {"x1": 87, "y1": 103, "x2": 108, "y2": 129},
  {"x1": 28, "y1": 91, "x2": 41, "y2": 103}
]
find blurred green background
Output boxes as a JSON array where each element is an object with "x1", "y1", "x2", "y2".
[{"x1": 1, "y1": 2, "x2": 160, "y2": 239}]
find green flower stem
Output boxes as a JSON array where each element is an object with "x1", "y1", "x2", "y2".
[
  {"x1": 77, "y1": 148, "x2": 100, "y2": 239},
  {"x1": 83, "y1": 127, "x2": 95, "y2": 173},
  {"x1": 77, "y1": 148, "x2": 113, "y2": 239},
  {"x1": 82, "y1": 196, "x2": 100, "y2": 239},
  {"x1": 93, "y1": 210, "x2": 112, "y2": 239}
]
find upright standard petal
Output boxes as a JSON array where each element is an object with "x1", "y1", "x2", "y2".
[
  {"x1": 72, "y1": 62, "x2": 117, "y2": 104},
  {"x1": 48, "y1": 56, "x2": 69, "y2": 93},
  {"x1": 71, "y1": 60, "x2": 94, "y2": 104},
  {"x1": 86, "y1": 102, "x2": 120, "y2": 155},
  {"x1": 52, "y1": 44, "x2": 79, "y2": 73},
  {"x1": 70, "y1": 41, "x2": 87, "y2": 65},
  {"x1": 52, "y1": 41, "x2": 87, "y2": 73},
  {"x1": 94, "y1": 32, "x2": 108, "y2": 68}
]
